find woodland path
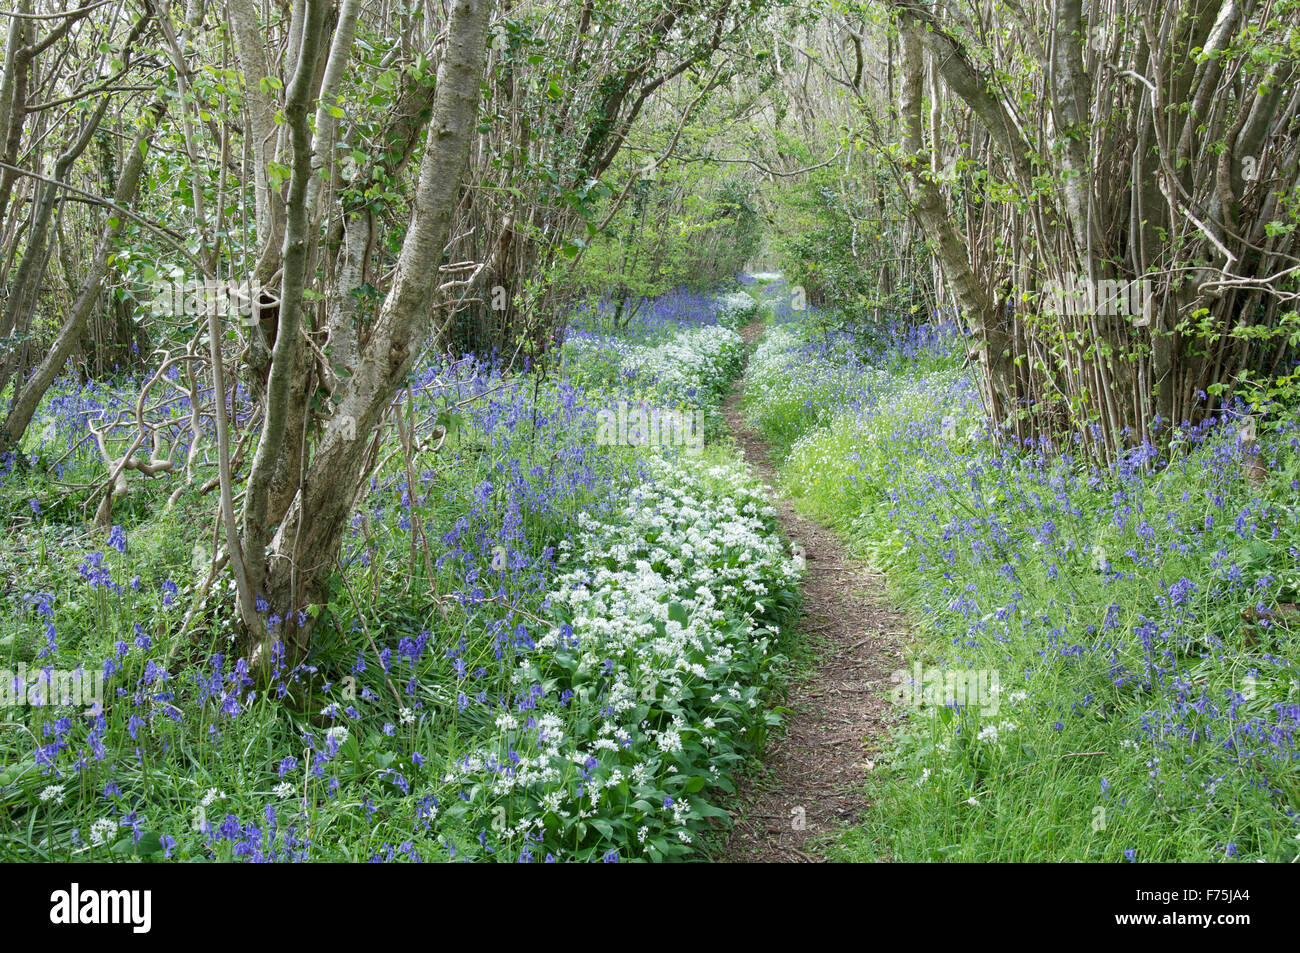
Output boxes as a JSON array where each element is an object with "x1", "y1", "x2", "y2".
[{"x1": 715, "y1": 318, "x2": 910, "y2": 862}]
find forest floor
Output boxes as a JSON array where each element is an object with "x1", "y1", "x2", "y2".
[{"x1": 716, "y1": 319, "x2": 910, "y2": 862}]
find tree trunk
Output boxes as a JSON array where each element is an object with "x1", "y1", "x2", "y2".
[
  {"x1": 897, "y1": 16, "x2": 1015, "y2": 427},
  {"x1": 241, "y1": 0, "x2": 494, "y2": 672},
  {"x1": 0, "y1": 101, "x2": 165, "y2": 452}
]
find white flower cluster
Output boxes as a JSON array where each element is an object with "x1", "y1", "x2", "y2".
[
  {"x1": 632, "y1": 325, "x2": 745, "y2": 398},
  {"x1": 565, "y1": 324, "x2": 744, "y2": 402},
  {"x1": 89, "y1": 817, "x2": 118, "y2": 847},
  {"x1": 441, "y1": 452, "x2": 802, "y2": 850},
  {"x1": 744, "y1": 326, "x2": 802, "y2": 391},
  {"x1": 976, "y1": 721, "x2": 1018, "y2": 744},
  {"x1": 713, "y1": 291, "x2": 759, "y2": 329}
]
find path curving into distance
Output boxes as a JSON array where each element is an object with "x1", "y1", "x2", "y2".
[{"x1": 716, "y1": 318, "x2": 910, "y2": 863}]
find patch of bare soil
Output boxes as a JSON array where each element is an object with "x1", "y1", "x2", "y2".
[{"x1": 715, "y1": 319, "x2": 909, "y2": 863}]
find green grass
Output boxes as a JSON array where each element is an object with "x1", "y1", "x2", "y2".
[{"x1": 744, "y1": 321, "x2": 1300, "y2": 863}]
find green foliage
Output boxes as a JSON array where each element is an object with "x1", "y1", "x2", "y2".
[
  {"x1": 572, "y1": 172, "x2": 763, "y2": 300},
  {"x1": 0, "y1": 283, "x2": 804, "y2": 862},
  {"x1": 768, "y1": 135, "x2": 932, "y2": 329},
  {"x1": 748, "y1": 320, "x2": 1300, "y2": 862}
]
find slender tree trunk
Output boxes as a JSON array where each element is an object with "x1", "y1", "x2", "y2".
[
  {"x1": 0, "y1": 101, "x2": 166, "y2": 451},
  {"x1": 242, "y1": 0, "x2": 495, "y2": 671},
  {"x1": 897, "y1": 15, "x2": 1015, "y2": 427}
]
